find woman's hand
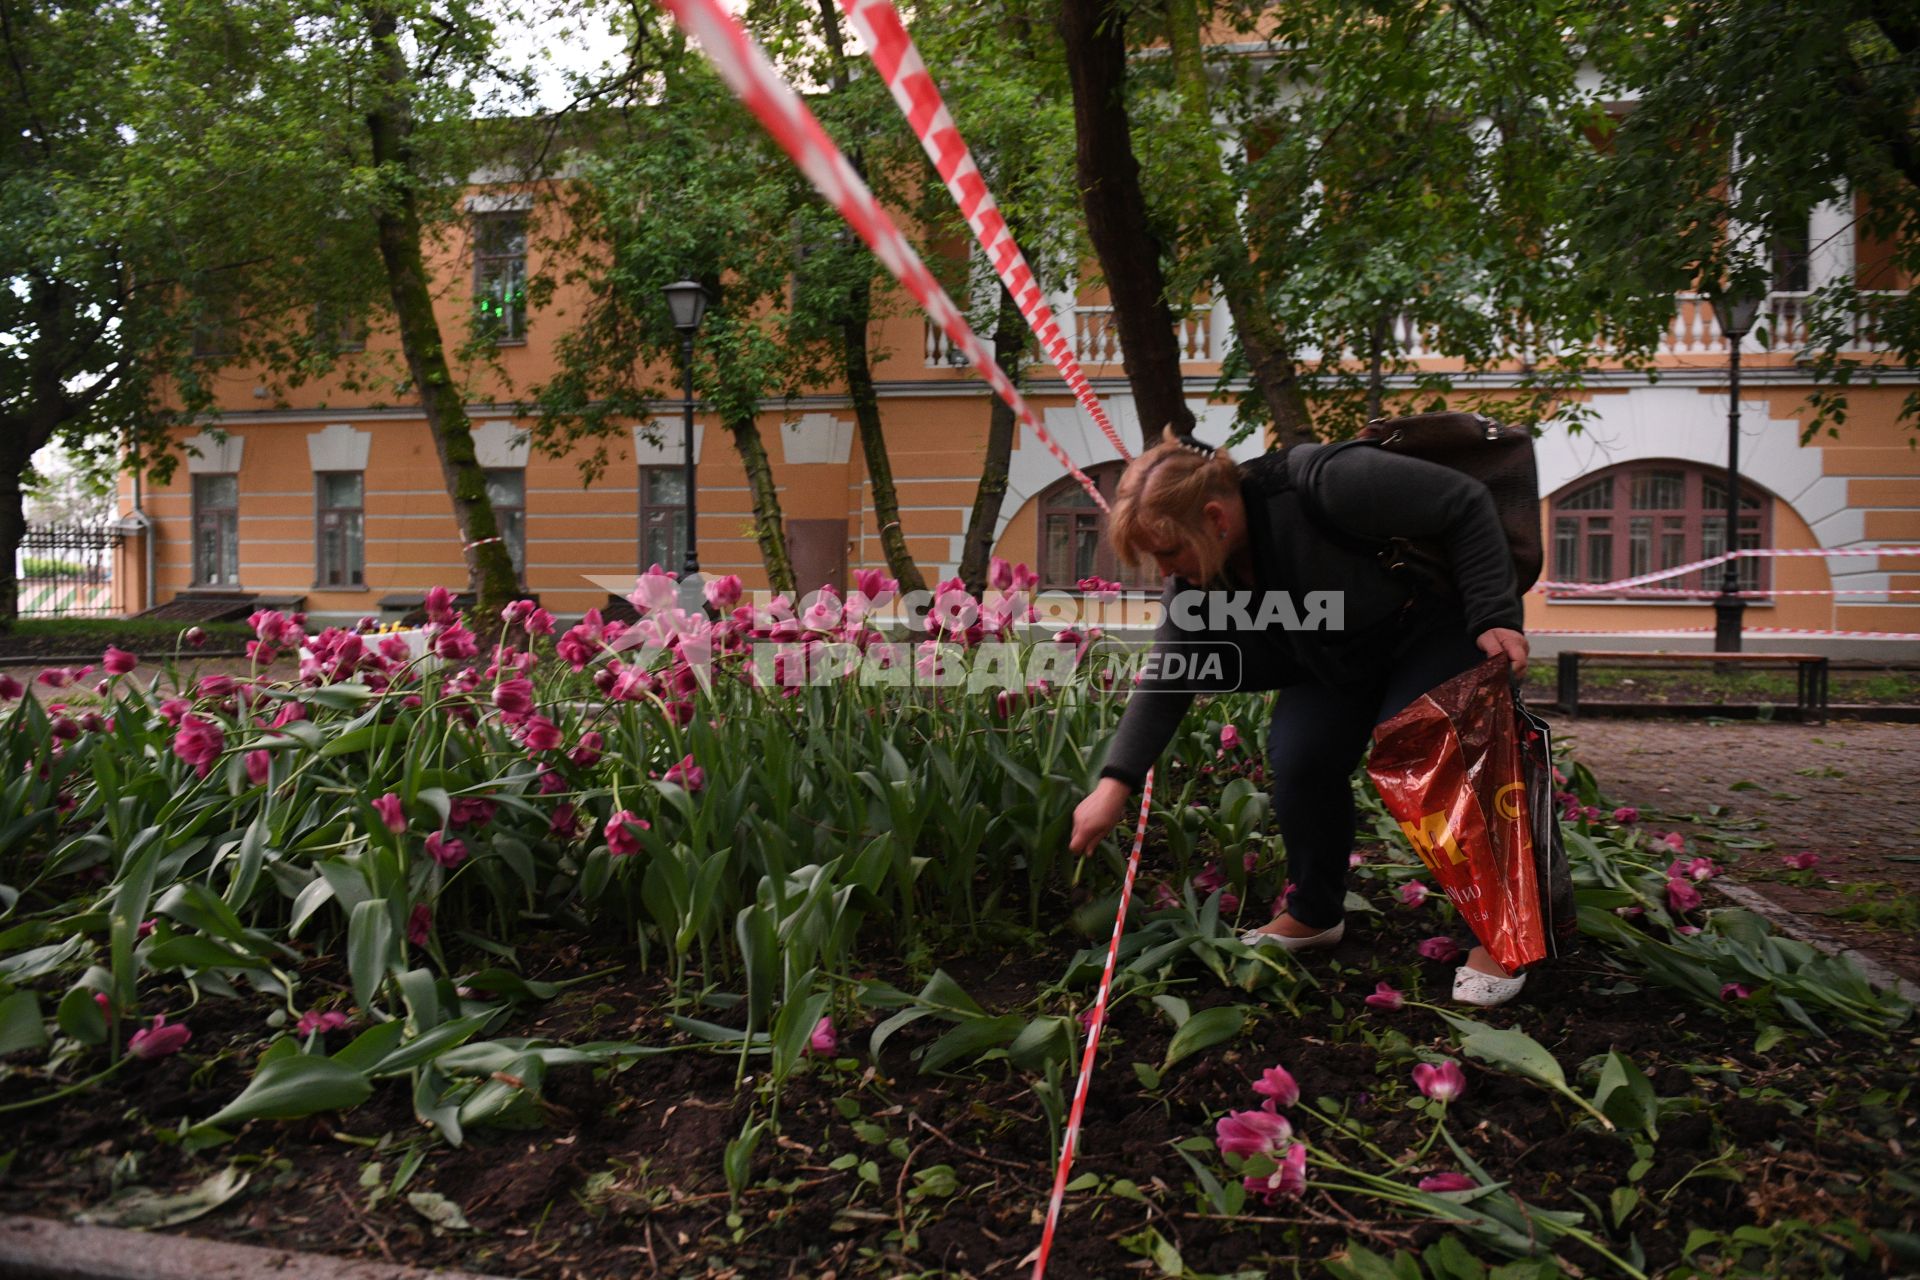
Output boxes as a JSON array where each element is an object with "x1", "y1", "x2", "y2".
[
  {"x1": 1069, "y1": 777, "x2": 1134, "y2": 856},
  {"x1": 1476, "y1": 627, "x2": 1530, "y2": 679}
]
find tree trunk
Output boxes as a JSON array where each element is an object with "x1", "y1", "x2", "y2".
[
  {"x1": 1163, "y1": 0, "x2": 1315, "y2": 447},
  {"x1": 958, "y1": 283, "x2": 1023, "y2": 595},
  {"x1": 725, "y1": 412, "x2": 795, "y2": 597},
  {"x1": 363, "y1": 3, "x2": 518, "y2": 620},
  {"x1": 816, "y1": 0, "x2": 926, "y2": 596},
  {"x1": 0, "y1": 438, "x2": 31, "y2": 634},
  {"x1": 841, "y1": 287, "x2": 928, "y2": 596},
  {"x1": 1058, "y1": 0, "x2": 1196, "y2": 440}
]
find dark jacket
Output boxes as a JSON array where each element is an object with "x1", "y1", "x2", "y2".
[{"x1": 1096, "y1": 443, "x2": 1523, "y2": 789}]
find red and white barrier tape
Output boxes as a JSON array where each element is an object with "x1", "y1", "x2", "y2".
[
  {"x1": 655, "y1": 0, "x2": 1110, "y2": 511},
  {"x1": 838, "y1": 0, "x2": 1131, "y2": 461},
  {"x1": 1545, "y1": 587, "x2": 1920, "y2": 598},
  {"x1": 1530, "y1": 626, "x2": 1920, "y2": 640},
  {"x1": 1537, "y1": 545, "x2": 1920, "y2": 596},
  {"x1": 1029, "y1": 767, "x2": 1154, "y2": 1279}
]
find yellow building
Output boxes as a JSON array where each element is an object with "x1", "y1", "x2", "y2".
[{"x1": 117, "y1": 190, "x2": 1920, "y2": 656}]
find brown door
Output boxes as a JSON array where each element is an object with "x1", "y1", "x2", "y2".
[{"x1": 786, "y1": 519, "x2": 850, "y2": 597}]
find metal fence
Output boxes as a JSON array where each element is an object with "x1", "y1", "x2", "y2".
[{"x1": 16, "y1": 522, "x2": 123, "y2": 618}]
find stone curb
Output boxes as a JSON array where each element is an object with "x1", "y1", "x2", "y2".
[
  {"x1": 0, "y1": 1216, "x2": 512, "y2": 1280},
  {"x1": 1712, "y1": 881, "x2": 1920, "y2": 1006}
]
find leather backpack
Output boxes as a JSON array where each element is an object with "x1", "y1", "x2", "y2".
[{"x1": 1295, "y1": 411, "x2": 1544, "y2": 596}]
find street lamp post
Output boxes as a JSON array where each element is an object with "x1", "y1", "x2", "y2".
[
  {"x1": 1710, "y1": 287, "x2": 1765, "y2": 653},
  {"x1": 661, "y1": 280, "x2": 710, "y2": 595}
]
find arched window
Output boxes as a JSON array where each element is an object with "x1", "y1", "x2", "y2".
[
  {"x1": 1548, "y1": 461, "x2": 1771, "y2": 598},
  {"x1": 1036, "y1": 463, "x2": 1160, "y2": 591}
]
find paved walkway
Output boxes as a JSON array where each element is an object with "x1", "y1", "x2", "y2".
[{"x1": 1544, "y1": 714, "x2": 1920, "y2": 986}]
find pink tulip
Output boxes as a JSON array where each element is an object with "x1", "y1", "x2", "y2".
[
  {"x1": 1412, "y1": 1059, "x2": 1467, "y2": 1103},
  {"x1": 1243, "y1": 1142, "x2": 1309, "y2": 1203},
  {"x1": 663, "y1": 755, "x2": 706, "y2": 793},
  {"x1": 1667, "y1": 856, "x2": 1718, "y2": 883},
  {"x1": 425, "y1": 586, "x2": 456, "y2": 624},
  {"x1": 103, "y1": 646, "x2": 138, "y2": 675},
  {"x1": 36, "y1": 667, "x2": 69, "y2": 689},
  {"x1": 1399, "y1": 881, "x2": 1430, "y2": 907},
  {"x1": 1612, "y1": 807, "x2": 1639, "y2": 824},
  {"x1": 1418, "y1": 1171, "x2": 1477, "y2": 1193},
  {"x1": 1666, "y1": 877, "x2": 1702, "y2": 913},
  {"x1": 425, "y1": 831, "x2": 468, "y2": 868},
  {"x1": 703, "y1": 574, "x2": 743, "y2": 611},
  {"x1": 435, "y1": 623, "x2": 479, "y2": 661},
  {"x1": 1781, "y1": 852, "x2": 1821, "y2": 871},
  {"x1": 569, "y1": 731, "x2": 604, "y2": 768},
  {"x1": 156, "y1": 698, "x2": 190, "y2": 724},
  {"x1": 171, "y1": 714, "x2": 226, "y2": 777},
  {"x1": 1659, "y1": 831, "x2": 1686, "y2": 852},
  {"x1": 1219, "y1": 723, "x2": 1241, "y2": 754},
  {"x1": 808, "y1": 1017, "x2": 838, "y2": 1057},
  {"x1": 1364, "y1": 982, "x2": 1405, "y2": 1010},
  {"x1": 492, "y1": 677, "x2": 534, "y2": 718},
  {"x1": 128, "y1": 1014, "x2": 192, "y2": 1059},
  {"x1": 245, "y1": 750, "x2": 271, "y2": 786},
  {"x1": 549, "y1": 803, "x2": 579, "y2": 839},
  {"x1": 1348, "y1": 850, "x2": 1366, "y2": 868},
  {"x1": 1251, "y1": 1065, "x2": 1300, "y2": 1110},
  {"x1": 1215, "y1": 1107, "x2": 1292, "y2": 1159},
  {"x1": 184, "y1": 626, "x2": 207, "y2": 648},
  {"x1": 406, "y1": 903, "x2": 432, "y2": 947},
  {"x1": 1192, "y1": 863, "x2": 1225, "y2": 895},
  {"x1": 372, "y1": 793, "x2": 407, "y2": 833},
  {"x1": 1417, "y1": 936, "x2": 1462, "y2": 964},
  {"x1": 605, "y1": 809, "x2": 649, "y2": 857},
  {"x1": 521, "y1": 715, "x2": 563, "y2": 753},
  {"x1": 0, "y1": 674, "x2": 20, "y2": 701},
  {"x1": 1720, "y1": 982, "x2": 1752, "y2": 1001},
  {"x1": 295, "y1": 1009, "x2": 352, "y2": 1037}
]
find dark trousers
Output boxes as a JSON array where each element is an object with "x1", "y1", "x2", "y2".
[{"x1": 1267, "y1": 626, "x2": 1487, "y2": 928}]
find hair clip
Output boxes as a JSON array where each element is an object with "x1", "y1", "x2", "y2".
[{"x1": 1171, "y1": 435, "x2": 1215, "y2": 458}]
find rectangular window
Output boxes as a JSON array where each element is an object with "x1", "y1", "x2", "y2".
[
  {"x1": 315, "y1": 472, "x2": 365, "y2": 588},
  {"x1": 1552, "y1": 517, "x2": 1580, "y2": 584},
  {"x1": 1771, "y1": 223, "x2": 1811, "y2": 294},
  {"x1": 474, "y1": 213, "x2": 528, "y2": 343},
  {"x1": 640, "y1": 466, "x2": 688, "y2": 573},
  {"x1": 192, "y1": 474, "x2": 240, "y2": 586},
  {"x1": 1584, "y1": 517, "x2": 1612, "y2": 584},
  {"x1": 191, "y1": 300, "x2": 238, "y2": 360},
  {"x1": 312, "y1": 302, "x2": 368, "y2": 353},
  {"x1": 484, "y1": 469, "x2": 526, "y2": 577},
  {"x1": 1630, "y1": 470, "x2": 1685, "y2": 510}
]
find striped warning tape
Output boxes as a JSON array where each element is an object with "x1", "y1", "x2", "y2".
[
  {"x1": 838, "y1": 0, "x2": 1131, "y2": 461},
  {"x1": 655, "y1": 0, "x2": 1110, "y2": 511},
  {"x1": 1537, "y1": 545, "x2": 1920, "y2": 596},
  {"x1": 1027, "y1": 767, "x2": 1155, "y2": 1279},
  {"x1": 1544, "y1": 587, "x2": 1920, "y2": 598},
  {"x1": 1530, "y1": 626, "x2": 1920, "y2": 640}
]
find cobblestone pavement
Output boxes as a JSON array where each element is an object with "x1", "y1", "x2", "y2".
[{"x1": 1544, "y1": 715, "x2": 1920, "y2": 986}]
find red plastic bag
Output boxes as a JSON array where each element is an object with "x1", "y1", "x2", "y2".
[{"x1": 1367, "y1": 655, "x2": 1567, "y2": 974}]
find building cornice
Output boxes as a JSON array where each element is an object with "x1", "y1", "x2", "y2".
[{"x1": 183, "y1": 363, "x2": 1920, "y2": 427}]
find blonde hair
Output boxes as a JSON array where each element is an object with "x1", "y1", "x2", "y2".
[{"x1": 1108, "y1": 427, "x2": 1242, "y2": 584}]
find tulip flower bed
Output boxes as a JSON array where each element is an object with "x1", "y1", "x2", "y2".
[{"x1": 1, "y1": 569, "x2": 1916, "y2": 1279}]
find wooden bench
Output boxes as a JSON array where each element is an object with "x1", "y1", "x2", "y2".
[{"x1": 1555, "y1": 650, "x2": 1830, "y2": 724}]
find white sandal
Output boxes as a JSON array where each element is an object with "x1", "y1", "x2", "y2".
[
  {"x1": 1453, "y1": 965, "x2": 1526, "y2": 1007},
  {"x1": 1239, "y1": 919, "x2": 1346, "y2": 953}
]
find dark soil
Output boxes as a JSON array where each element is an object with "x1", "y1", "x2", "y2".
[{"x1": 5, "y1": 886, "x2": 1916, "y2": 1278}]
